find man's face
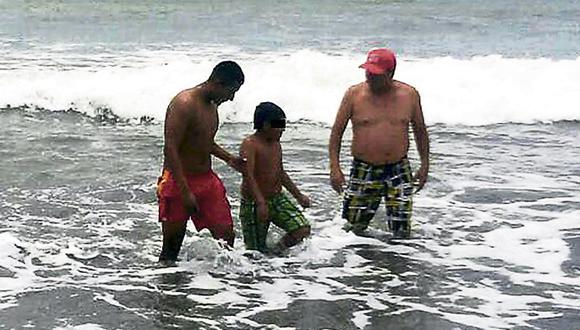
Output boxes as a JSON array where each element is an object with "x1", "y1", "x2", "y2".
[
  {"x1": 215, "y1": 82, "x2": 241, "y2": 105},
  {"x1": 365, "y1": 70, "x2": 393, "y2": 91}
]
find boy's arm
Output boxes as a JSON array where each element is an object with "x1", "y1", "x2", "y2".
[
  {"x1": 281, "y1": 161, "x2": 310, "y2": 208},
  {"x1": 281, "y1": 167, "x2": 302, "y2": 200},
  {"x1": 241, "y1": 140, "x2": 266, "y2": 205}
]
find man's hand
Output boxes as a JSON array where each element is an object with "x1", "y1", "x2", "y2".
[
  {"x1": 228, "y1": 156, "x2": 246, "y2": 174},
  {"x1": 182, "y1": 191, "x2": 199, "y2": 216},
  {"x1": 297, "y1": 194, "x2": 311, "y2": 208},
  {"x1": 256, "y1": 200, "x2": 269, "y2": 223},
  {"x1": 330, "y1": 168, "x2": 346, "y2": 194},
  {"x1": 413, "y1": 164, "x2": 429, "y2": 193}
]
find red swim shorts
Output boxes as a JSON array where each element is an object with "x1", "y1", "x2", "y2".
[{"x1": 156, "y1": 170, "x2": 233, "y2": 231}]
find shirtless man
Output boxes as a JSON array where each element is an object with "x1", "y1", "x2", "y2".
[
  {"x1": 329, "y1": 48, "x2": 430, "y2": 238},
  {"x1": 156, "y1": 61, "x2": 245, "y2": 264},
  {"x1": 239, "y1": 102, "x2": 311, "y2": 254}
]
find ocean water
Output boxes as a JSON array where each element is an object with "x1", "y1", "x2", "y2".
[{"x1": 1, "y1": 1, "x2": 579, "y2": 329}]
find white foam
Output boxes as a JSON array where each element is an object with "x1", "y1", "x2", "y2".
[
  {"x1": 53, "y1": 324, "x2": 106, "y2": 330},
  {"x1": 1, "y1": 49, "x2": 579, "y2": 125},
  {"x1": 0, "y1": 232, "x2": 37, "y2": 304}
]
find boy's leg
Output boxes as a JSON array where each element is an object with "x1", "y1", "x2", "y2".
[
  {"x1": 279, "y1": 225, "x2": 311, "y2": 249},
  {"x1": 240, "y1": 199, "x2": 270, "y2": 252},
  {"x1": 270, "y1": 194, "x2": 311, "y2": 250}
]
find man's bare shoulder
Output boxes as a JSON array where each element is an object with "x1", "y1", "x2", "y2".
[
  {"x1": 394, "y1": 81, "x2": 419, "y2": 96},
  {"x1": 169, "y1": 89, "x2": 200, "y2": 115},
  {"x1": 349, "y1": 82, "x2": 366, "y2": 95},
  {"x1": 340, "y1": 83, "x2": 366, "y2": 106}
]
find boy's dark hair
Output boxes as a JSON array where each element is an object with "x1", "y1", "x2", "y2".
[
  {"x1": 209, "y1": 61, "x2": 245, "y2": 86},
  {"x1": 254, "y1": 102, "x2": 286, "y2": 130}
]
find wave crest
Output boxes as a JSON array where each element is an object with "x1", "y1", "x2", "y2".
[{"x1": 1, "y1": 50, "x2": 578, "y2": 126}]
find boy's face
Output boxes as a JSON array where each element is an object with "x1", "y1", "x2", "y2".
[{"x1": 262, "y1": 121, "x2": 285, "y2": 141}]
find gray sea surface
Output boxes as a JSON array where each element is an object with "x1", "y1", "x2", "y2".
[
  {"x1": 0, "y1": 108, "x2": 579, "y2": 329},
  {"x1": 1, "y1": 0, "x2": 579, "y2": 58},
  {"x1": 1, "y1": 1, "x2": 580, "y2": 329}
]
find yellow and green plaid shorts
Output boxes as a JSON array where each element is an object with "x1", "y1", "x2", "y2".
[
  {"x1": 342, "y1": 157, "x2": 414, "y2": 236},
  {"x1": 240, "y1": 192, "x2": 310, "y2": 252}
]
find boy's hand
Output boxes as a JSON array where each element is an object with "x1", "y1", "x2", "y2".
[
  {"x1": 257, "y1": 200, "x2": 269, "y2": 223},
  {"x1": 297, "y1": 194, "x2": 311, "y2": 208}
]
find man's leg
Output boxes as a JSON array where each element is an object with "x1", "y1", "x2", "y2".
[
  {"x1": 157, "y1": 171, "x2": 189, "y2": 264},
  {"x1": 197, "y1": 171, "x2": 235, "y2": 248},
  {"x1": 385, "y1": 159, "x2": 414, "y2": 238},
  {"x1": 343, "y1": 188, "x2": 381, "y2": 235},
  {"x1": 159, "y1": 220, "x2": 187, "y2": 264},
  {"x1": 342, "y1": 160, "x2": 383, "y2": 235},
  {"x1": 210, "y1": 223, "x2": 235, "y2": 247},
  {"x1": 385, "y1": 199, "x2": 412, "y2": 238}
]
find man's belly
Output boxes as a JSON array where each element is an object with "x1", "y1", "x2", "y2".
[
  {"x1": 351, "y1": 129, "x2": 409, "y2": 165},
  {"x1": 164, "y1": 153, "x2": 212, "y2": 175}
]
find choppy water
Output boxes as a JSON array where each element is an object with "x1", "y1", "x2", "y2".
[
  {"x1": 0, "y1": 108, "x2": 579, "y2": 329},
  {"x1": 2, "y1": 0, "x2": 580, "y2": 329},
  {"x1": 2, "y1": 0, "x2": 580, "y2": 57}
]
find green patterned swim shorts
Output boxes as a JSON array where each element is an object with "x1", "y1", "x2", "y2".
[
  {"x1": 342, "y1": 157, "x2": 414, "y2": 237},
  {"x1": 240, "y1": 192, "x2": 310, "y2": 252}
]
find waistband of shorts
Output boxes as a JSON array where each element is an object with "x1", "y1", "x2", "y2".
[
  {"x1": 240, "y1": 191, "x2": 284, "y2": 204},
  {"x1": 352, "y1": 156, "x2": 408, "y2": 169},
  {"x1": 161, "y1": 169, "x2": 215, "y2": 180}
]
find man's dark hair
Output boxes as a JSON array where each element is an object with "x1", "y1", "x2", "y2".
[
  {"x1": 254, "y1": 102, "x2": 286, "y2": 130},
  {"x1": 209, "y1": 61, "x2": 245, "y2": 86}
]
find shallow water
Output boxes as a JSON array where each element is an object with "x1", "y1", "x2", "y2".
[
  {"x1": 1, "y1": 109, "x2": 578, "y2": 329},
  {"x1": 2, "y1": 0, "x2": 580, "y2": 328}
]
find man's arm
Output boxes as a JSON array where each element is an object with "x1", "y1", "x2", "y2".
[
  {"x1": 163, "y1": 95, "x2": 198, "y2": 212},
  {"x1": 211, "y1": 143, "x2": 233, "y2": 163},
  {"x1": 410, "y1": 90, "x2": 430, "y2": 192},
  {"x1": 329, "y1": 87, "x2": 354, "y2": 193},
  {"x1": 164, "y1": 96, "x2": 190, "y2": 195},
  {"x1": 211, "y1": 142, "x2": 245, "y2": 173}
]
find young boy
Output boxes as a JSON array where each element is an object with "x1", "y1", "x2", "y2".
[{"x1": 239, "y1": 102, "x2": 311, "y2": 254}]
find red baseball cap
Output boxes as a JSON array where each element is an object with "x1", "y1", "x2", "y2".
[{"x1": 359, "y1": 48, "x2": 397, "y2": 74}]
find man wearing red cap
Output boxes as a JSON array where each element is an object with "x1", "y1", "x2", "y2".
[{"x1": 329, "y1": 48, "x2": 430, "y2": 238}]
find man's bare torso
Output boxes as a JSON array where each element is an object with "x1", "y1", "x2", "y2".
[
  {"x1": 350, "y1": 80, "x2": 417, "y2": 165},
  {"x1": 163, "y1": 88, "x2": 219, "y2": 174},
  {"x1": 240, "y1": 135, "x2": 283, "y2": 200}
]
